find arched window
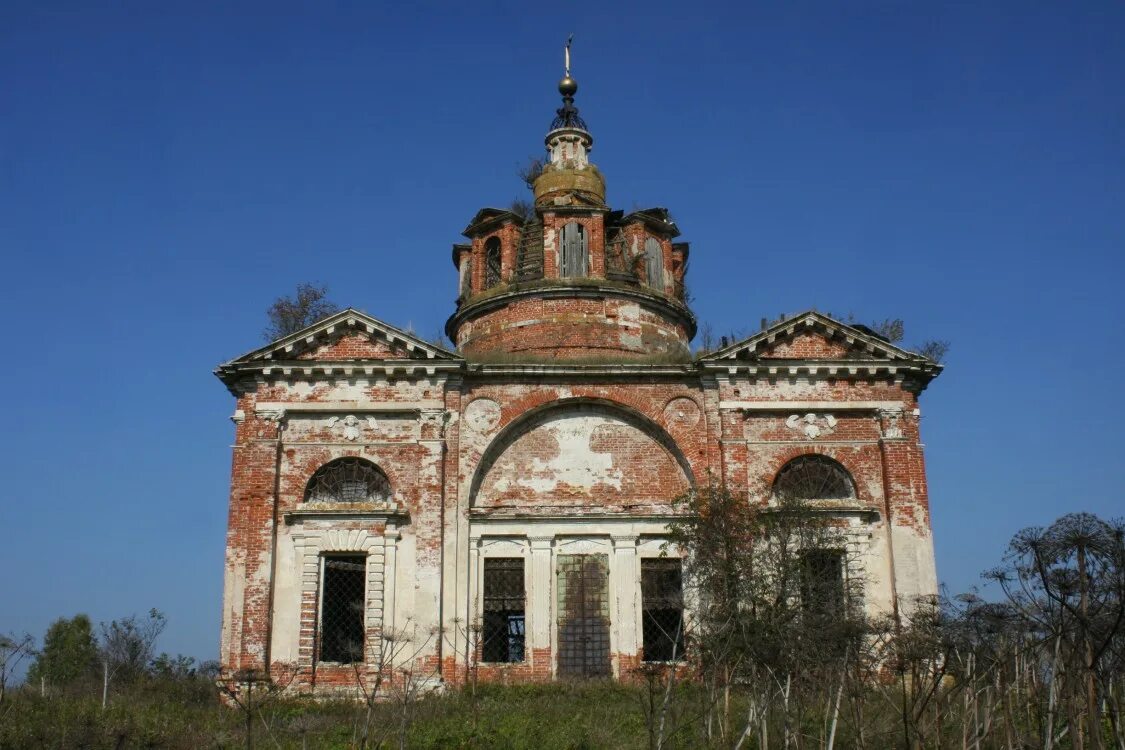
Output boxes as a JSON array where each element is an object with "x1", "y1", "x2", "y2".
[
  {"x1": 772, "y1": 455, "x2": 855, "y2": 502},
  {"x1": 560, "y1": 221, "x2": 587, "y2": 278},
  {"x1": 304, "y1": 458, "x2": 391, "y2": 504},
  {"x1": 644, "y1": 238, "x2": 664, "y2": 289},
  {"x1": 484, "y1": 237, "x2": 502, "y2": 288}
]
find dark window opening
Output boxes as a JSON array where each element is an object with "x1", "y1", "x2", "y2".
[
  {"x1": 482, "y1": 558, "x2": 525, "y2": 663},
  {"x1": 484, "y1": 237, "x2": 502, "y2": 288},
  {"x1": 642, "y1": 559, "x2": 685, "y2": 662},
  {"x1": 304, "y1": 458, "x2": 391, "y2": 505},
  {"x1": 773, "y1": 455, "x2": 856, "y2": 502},
  {"x1": 319, "y1": 555, "x2": 366, "y2": 663},
  {"x1": 800, "y1": 549, "x2": 845, "y2": 615}
]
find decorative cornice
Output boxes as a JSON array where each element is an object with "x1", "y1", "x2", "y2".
[
  {"x1": 700, "y1": 310, "x2": 941, "y2": 377},
  {"x1": 700, "y1": 358, "x2": 938, "y2": 388},
  {"x1": 284, "y1": 504, "x2": 408, "y2": 525},
  {"x1": 219, "y1": 309, "x2": 461, "y2": 368},
  {"x1": 469, "y1": 510, "x2": 687, "y2": 523},
  {"x1": 466, "y1": 363, "x2": 696, "y2": 377},
  {"x1": 721, "y1": 400, "x2": 909, "y2": 412},
  {"x1": 255, "y1": 401, "x2": 442, "y2": 417}
]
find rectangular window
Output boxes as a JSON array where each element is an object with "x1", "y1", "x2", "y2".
[
  {"x1": 319, "y1": 554, "x2": 366, "y2": 663},
  {"x1": 642, "y1": 558, "x2": 685, "y2": 662},
  {"x1": 800, "y1": 549, "x2": 845, "y2": 614},
  {"x1": 482, "y1": 558, "x2": 526, "y2": 663}
]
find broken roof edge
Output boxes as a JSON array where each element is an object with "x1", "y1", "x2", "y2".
[
  {"x1": 616, "y1": 207, "x2": 680, "y2": 238},
  {"x1": 461, "y1": 207, "x2": 525, "y2": 237}
]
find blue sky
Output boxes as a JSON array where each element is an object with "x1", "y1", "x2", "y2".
[{"x1": 2, "y1": 2, "x2": 1122, "y2": 667}]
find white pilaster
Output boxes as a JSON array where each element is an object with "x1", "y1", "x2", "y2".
[
  {"x1": 611, "y1": 535, "x2": 640, "y2": 661},
  {"x1": 382, "y1": 527, "x2": 399, "y2": 639},
  {"x1": 528, "y1": 536, "x2": 554, "y2": 656}
]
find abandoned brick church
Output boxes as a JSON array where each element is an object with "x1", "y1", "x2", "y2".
[{"x1": 216, "y1": 66, "x2": 942, "y2": 691}]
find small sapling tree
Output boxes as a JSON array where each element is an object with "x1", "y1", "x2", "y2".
[{"x1": 263, "y1": 282, "x2": 340, "y2": 341}]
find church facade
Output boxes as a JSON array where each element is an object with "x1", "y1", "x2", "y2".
[{"x1": 216, "y1": 71, "x2": 942, "y2": 691}]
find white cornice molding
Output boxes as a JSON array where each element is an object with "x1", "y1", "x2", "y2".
[
  {"x1": 699, "y1": 360, "x2": 924, "y2": 378},
  {"x1": 255, "y1": 400, "x2": 444, "y2": 417},
  {"x1": 465, "y1": 363, "x2": 696, "y2": 377},
  {"x1": 720, "y1": 400, "x2": 907, "y2": 412},
  {"x1": 700, "y1": 311, "x2": 927, "y2": 364},
  {"x1": 283, "y1": 504, "x2": 408, "y2": 525}
]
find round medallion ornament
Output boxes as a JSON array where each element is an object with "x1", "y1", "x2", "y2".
[
  {"x1": 664, "y1": 397, "x2": 701, "y2": 428},
  {"x1": 464, "y1": 398, "x2": 502, "y2": 433}
]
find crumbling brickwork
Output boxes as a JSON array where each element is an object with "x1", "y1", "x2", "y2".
[{"x1": 215, "y1": 77, "x2": 943, "y2": 693}]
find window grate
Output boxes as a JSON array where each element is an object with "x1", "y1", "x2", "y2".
[
  {"x1": 557, "y1": 554, "x2": 610, "y2": 678},
  {"x1": 642, "y1": 559, "x2": 685, "y2": 662},
  {"x1": 484, "y1": 238, "x2": 502, "y2": 288},
  {"x1": 482, "y1": 558, "x2": 525, "y2": 663},
  {"x1": 773, "y1": 455, "x2": 855, "y2": 501},
  {"x1": 304, "y1": 458, "x2": 391, "y2": 504},
  {"x1": 319, "y1": 555, "x2": 366, "y2": 663},
  {"x1": 800, "y1": 549, "x2": 845, "y2": 615}
]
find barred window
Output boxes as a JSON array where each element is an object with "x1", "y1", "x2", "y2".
[
  {"x1": 800, "y1": 549, "x2": 845, "y2": 615},
  {"x1": 319, "y1": 554, "x2": 366, "y2": 663},
  {"x1": 482, "y1": 558, "x2": 525, "y2": 663},
  {"x1": 772, "y1": 455, "x2": 855, "y2": 502},
  {"x1": 484, "y1": 237, "x2": 502, "y2": 288},
  {"x1": 304, "y1": 458, "x2": 391, "y2": 504},
  {"x1": 642, "y1": 558, "x2": 685, "y2": 662},
  {"x1": 644, "y1": 238, "x2": 664, "y2": 290}
]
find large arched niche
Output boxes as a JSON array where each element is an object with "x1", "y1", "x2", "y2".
[{"x1": 470, "y1": 400, "x2": 694, "y2": 511}]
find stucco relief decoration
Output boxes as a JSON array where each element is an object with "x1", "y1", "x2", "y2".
[
  {"x1": 464, "y1": 398, "x2": 501, "y2": 433},
  {"x1": 326, "y1": 414, "x2": 372, "y2": 441},
  {"x1": 880, "y1": 409, "x2": 904, "y2": 439},
  {"x1": 664, "y1": 397, "x2": 701, "y2": 428},
  {"x1": 786, "y1": 413, "x2": 837, "y2": 439}
]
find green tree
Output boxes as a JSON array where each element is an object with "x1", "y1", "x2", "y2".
[
  {"x1": 100, "y1": 608, "x2": 167, "y2": 686},
  {"x1": 26, "y1": 614, "x2": 98, "y2": 689}
]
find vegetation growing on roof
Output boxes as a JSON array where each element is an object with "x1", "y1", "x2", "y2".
[
  {"x1": 694, "y1": 312, "x2": 951, "y2": 363},
  {"x1": 263, "y1": 282, "x2": 340, "y2": 342}
]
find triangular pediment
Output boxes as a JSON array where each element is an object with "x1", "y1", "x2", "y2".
[
  {"x1": 462, "y1": 208, "x2": 522, "y2": 237},
  {"x1": 699, "y1": 311, "x2": 930, "y2": 363},
  {"x1": 223, "y1": 308, "x2": 462, "y2": 366}
]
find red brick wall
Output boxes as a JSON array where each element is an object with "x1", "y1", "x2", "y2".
[
  {"x1": 455, "y1": 294, "x2": 692, "y2": 359},
  {"x1": 224, "y1": 400, "x2": 281, "y2": 670},
  {"x1": 474, "y1": 405, "x2": 691, "y2": 511},
  {"x1": 221, "y1": 326, "x2": 937, "y2": 687},
  {"x1": 759, "y1": 331, "x2": 852, "y2": 359},
  {"x1": 297, "y1": 333, "x2": 400, "y2": 360}
]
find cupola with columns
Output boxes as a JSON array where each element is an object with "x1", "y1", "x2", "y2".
[{"x1": 446, "y1": 45, "x2": 696, "y2": 361}]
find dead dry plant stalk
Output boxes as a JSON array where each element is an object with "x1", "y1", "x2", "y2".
[{"x1": 349, "y1": 621, "x2": 436, "y2": 750}]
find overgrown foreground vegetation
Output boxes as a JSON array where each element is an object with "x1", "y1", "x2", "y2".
[{"x1": 3, "y1": 491, "x2": 1123, "y2": 749}]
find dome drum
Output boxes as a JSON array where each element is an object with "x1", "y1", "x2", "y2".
[{"x1": 448, "y1": 284, "x2": 695, "y2": 361}]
